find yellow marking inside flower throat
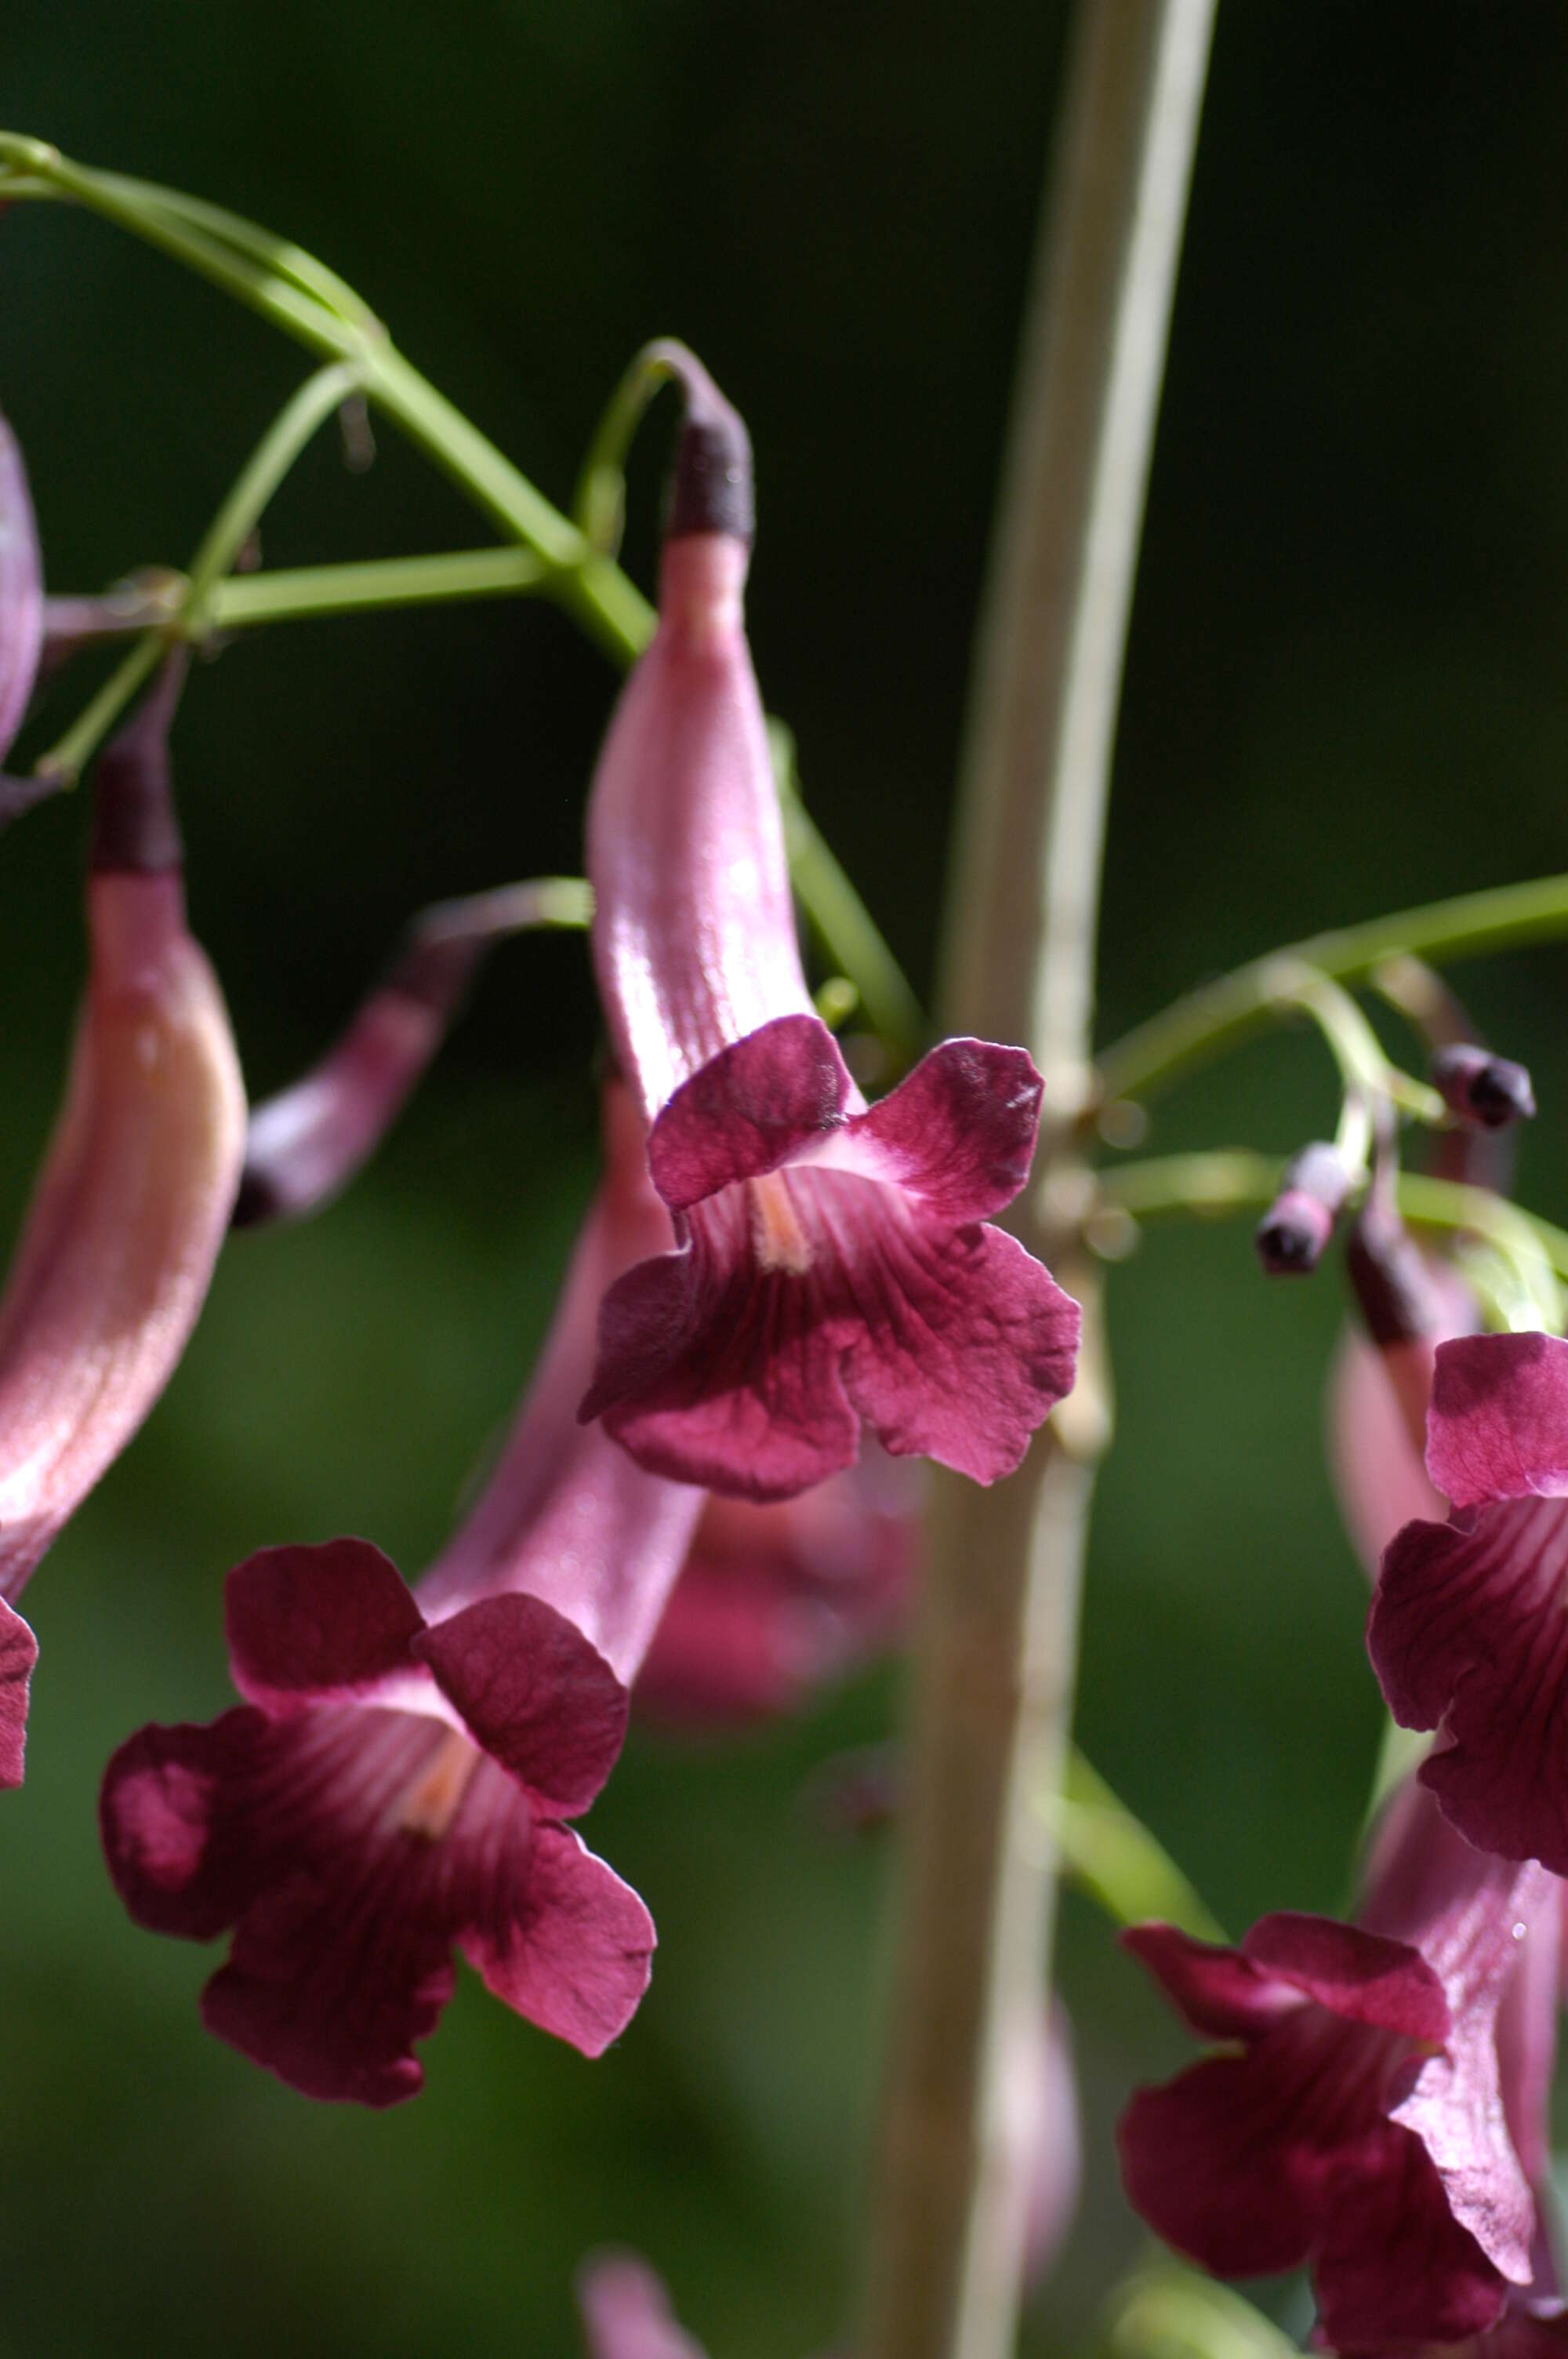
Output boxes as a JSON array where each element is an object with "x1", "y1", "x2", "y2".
[
  {"x1": 399, "y1": 1726, "x2": 481, "y2": 1841},
  {"x1": 747, "y1": 1172, "x2": 814, "y2": 1274}
]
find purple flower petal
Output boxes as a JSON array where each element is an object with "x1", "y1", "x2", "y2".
[
  {"x1": 585, "y1": 1174, "x2": 1079, "y2": 1502},
  {"x1": 99, "y1": 1710, "x2": 271, "y2": 1940},
  {"x1": 1370, "y1": 1498, "x2": 1568, "y2": 1869},
  {"x1": 1121, "y1": 1922, "x2": 1315, "y2": 2039},
  {"x1": 646, "y1": 1015, "x2": 851, "y2": 1210},
  {"x1": 0, "y1": 1598, "x2": 37, "y2": 1790},
  {"x1": 1425, "y1": 1333, "x2": 1568, "y2": 1510},
  {"x1": 460, "y1": 1822, "x2": 652, "y2": 2059},
  {"x1": 1119, "y1": 2037, "x2": 1385, "y2": 2281},
  {"x1": 225, "y1": 1539, "x2": 426, "y2": 1710},
  {"x1": 1313, "y1": 2123, "x2": 1510, "y2": 2352},
  {"x1": 811, "y1": 1038, "x2": 1045, "y2": 1220},
  {"x1": 416, "y1": 1593, "x2": 628, "y2": 1817},
  {"x1": 1243, "y1": 1910, "x2": 1450, "y2": 2039}
]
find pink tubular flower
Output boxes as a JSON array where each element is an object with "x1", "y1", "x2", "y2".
[
  {"x1": 1327, "y1": 1205, "x2": 1478, "y2": 1580},
  {"x1": 1368, "y1": 1329, "x2": 1568, "y2": 1874},
  {"x1": 1118, "y1": 1779, "x2": 1553, "y2": 2352},
  {"x1": 0, "y1": 667, "x2": 245, "y2": 1783},
  {"x1": 636, "y1": 1449, "x2": 916, "y2": 1725},
  {"x1": 0, "y1": 404, "x2": 43, "y2": 772},
  {"x1": 100, "y1": 1086, "x2": 707, "y2": 2103},
  {"x1": 577, "y1": 358, "x2": 1079, "y2": 1502}
]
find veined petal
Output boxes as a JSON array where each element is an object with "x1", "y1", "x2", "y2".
[
  {"x1": 1426, "y1": 1334, "x2": 1568, "y2": 1509},
  {"x1": 808, "y1": 1037, "x2": 1044, "y2": 1220},
  {"x1": 1121, "y1": 1922, "x2": 1312, "y2": 2040},
  {"x1": 1370, "y1": 1498, "x2": 1568, "y2": 1870},
  {"x1": 1119, "y1": 2042, "x2": 1383, "y2": 2281},
  {"x1": 416, "y1": 1593, "x2": 628, "y2": 1817},
  {"x1": 459, "y1": 1822, "x2": 652, "y2": 2059},
  {"x1": 1243, "y1": 1911, "x2": 1450, "y2": 2039},
  {"x1": 0, "y1": 1598, "x2": 36, "y2": 1790},
  {"x1": 646, "y1": 1015, "x2": 851, "y2": 1210},
  {"x1": 1313, "y1": 2123, "x2": 1510, "y2": 2351},
  {"x1": 225, "y1": 1538, "x2": 426, "y2": 1711},
  {"x1": 584, "y1": 1172, "x2": 1078, "y2": 1503}
]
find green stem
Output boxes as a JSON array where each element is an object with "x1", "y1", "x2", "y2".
[
  {"x1": 36, "y1": 362, "x2": 361, "y2": 779},
  {"x1": 1054, "y1": 1750, "x2": 1224, "y2": 1940},
  {"x1": 1095, "y1": 872, "x2": 1568, "y2": 1110},
  {"x1": 36, "y1": 634, "x2": 163, "y2": 783},
  {"x1": 1102, "y1": 2266, "x2": 1299, "y2": 2359},
  {"x1": 1261, "y1": 960, "x2": 1444, "y2": 1129},
  {"x1": 572, "y1": 339, "x2": 689, "y2": 558},
  {"x1": 183, "y1": 363, "x2": 363, "y2": 622},
  {"x1": 209, "y1": 547, "x2": 550, "y2": 628}
]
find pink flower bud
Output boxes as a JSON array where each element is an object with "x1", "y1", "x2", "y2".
[{"x1": 0, "y1": 666, "x2": 245, "y2": 1781}]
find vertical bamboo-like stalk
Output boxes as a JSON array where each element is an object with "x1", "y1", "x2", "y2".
[{"x1": 862, "y1": 8, "x2": 1214, "y2": 2356}]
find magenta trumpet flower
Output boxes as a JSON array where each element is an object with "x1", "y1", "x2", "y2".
[
  {"x1": 1118, "y1": 1779, "x2": 1553, "y2": 2351},
  {"x1": 101, "y1": 1085, "x2": 706, "y2": 2104},
  {"x1": 579, "y1": 362, "x2": 1079, "y2": 1500},
  {"x1": 0, "y1": 666, "x2": 245, "y2": 1783},
  {"x1": 1368, "y1": 1329, "x2": 1568, "y2": 1874}
]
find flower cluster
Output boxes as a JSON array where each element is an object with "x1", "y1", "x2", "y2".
[
  {"x1": 0, "y1": 364, "x2": 1080, "y2": 2115},
  {"x1": 1120, "y1": 1101, "x2": 1568, "y2": 2351}
]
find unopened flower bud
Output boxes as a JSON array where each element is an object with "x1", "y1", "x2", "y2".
[
  {"x1": 1254, "y1": 1142, "x2": 1350, "y2": 1276},
  {"x1": 1430, "y1": 1041, "x2": 1536, "y2": 1130}
]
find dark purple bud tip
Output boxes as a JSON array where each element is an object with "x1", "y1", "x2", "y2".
[
  {"x1": 656, "y1": 345, "x2": 753, "y2": 544},
  {"x1": 1430, "y1": 1042, "x2": 1536, "y2": 1130},
  {"x1": 1255, "y1": 1190, "x2": 1335, "y2": 1275},
  {"x1": 1254, "y1": 1141, "x2": 1351, "y2": 1277},
  {"x1": 90, "y1": 652, "x2": 188, "y2": 876},
  {"x1": 1345, "y1": 1193, "x2": 1446, "y2": 1347}
]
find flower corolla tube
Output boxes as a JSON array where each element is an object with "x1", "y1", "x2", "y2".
[
  {"x1": 0, "y1": 663, "x2": 245, "y2": 1783},
  {"x1": 0, "y1": 403, "x2": 43, "y2": 778},
  {"x1": 1118, "y1": 1779, "x2": 1557, "y2": 2353},
  {"x1": 577, "y1": 359, "x2": 1080, "y2": 1501},
  {"x1": 100, "y1": 1085, "x2": 706, "y2": 2103}
]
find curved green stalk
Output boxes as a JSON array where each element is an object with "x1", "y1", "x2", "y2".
[
  {"x1": 37, "y1": 362, "x2": 361, "y2": 780},
  {"x1": 1054, "y1": 1749, "x2": 1224, "y2": 1941},
  {"x1": 1095, "y1": 872, "x2": 1568, "y2": 1111},
  {"x1": 209, "y1": 547, "x2": 550, "y2": 627}
]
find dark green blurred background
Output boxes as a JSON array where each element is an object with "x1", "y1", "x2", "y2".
[{"x1": 5, "y1": 4, "x2": 1568, "y2": 2352}]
